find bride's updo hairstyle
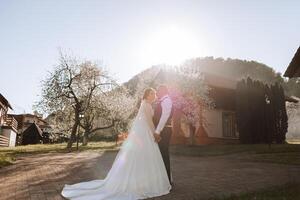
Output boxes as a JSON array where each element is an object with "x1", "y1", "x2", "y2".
[{"x1": 142, "y1": 88, "x2": 155, "y2": 100}]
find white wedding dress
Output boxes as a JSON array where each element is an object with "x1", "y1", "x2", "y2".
[{"x1": 61, "y1": 100, "x2": 171, "y2": 200}]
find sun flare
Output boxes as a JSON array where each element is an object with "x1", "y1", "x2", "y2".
[{"x1": 141, "y1": 25, "x2": 204, "y2": 66}]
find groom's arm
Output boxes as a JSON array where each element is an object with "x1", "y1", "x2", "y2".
[{"x1": 155, "y1": 97, "x2": 172, "y2": 135}]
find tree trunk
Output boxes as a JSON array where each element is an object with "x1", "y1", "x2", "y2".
[
  {"x1": 82, "y1": 131, "x2": 89, "y2": 146},
  {"x1": 67, "y1": 122, "x2": 78, "y2": 149},
  {"x1": 67, "y1": 108, "x2": 80, "y2": 150}
]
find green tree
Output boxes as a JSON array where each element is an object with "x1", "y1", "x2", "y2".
[{"x1": 236, "y1": 78, "x2": 288, "y2": 144}]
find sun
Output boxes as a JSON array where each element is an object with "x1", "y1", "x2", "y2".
[{"x1": 141, "y1": 25, "x2": 204, "y2": 66}]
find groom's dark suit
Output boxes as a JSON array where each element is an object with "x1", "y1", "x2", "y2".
[{"x1": 153, "y1": 96, "x2": 173, "y2": 184}]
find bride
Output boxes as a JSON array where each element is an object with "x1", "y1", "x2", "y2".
[{"x1": 61, "y1": 88, "x2": 172, "y2": 200}]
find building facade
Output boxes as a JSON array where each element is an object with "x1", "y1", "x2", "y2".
[
  {"x1": 171, "y1": 72, "x2": 239, "y2": 145},
  {"x1": 0, "y1": 93, "x2": 18, "y2": 147},
  {"x1": 11, "y1": 113, "x2": 51, "y2": 145}
]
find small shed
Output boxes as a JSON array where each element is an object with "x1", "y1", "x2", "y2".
[{"x1": 21, "y1": 123, "x2": 43, "y2": 145}]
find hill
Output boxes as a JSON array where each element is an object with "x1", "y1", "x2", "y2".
[{"x1": 125, "y1": 57, "x2": 299, "y2": 96}]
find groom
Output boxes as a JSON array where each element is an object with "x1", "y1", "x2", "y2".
[{"x1": 153, "y1": 85, "x2": 173, "y2": 185}]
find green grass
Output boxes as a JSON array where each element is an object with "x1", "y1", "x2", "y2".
[
  {"x1": 214, "y1": 182, "x2": 300, "y2": 200},
  {"x1": 0, "y1": 152, "x2": 15, "y2": 167},
  {"x1": 170, "y1": 144, "x2": 252, "y2": 156},
  {"x1": 0, "y1": 142, "x2": 118, "y2": 168},
  {"x1": 170, "y1": 143, "x2": 300, "y2": 165},
  {"x1": 1, "y1": 142, "x2": 300, "y2": 168},
  {"x1": 246, "y1": 152, "x2": 300, "y2": 166},
  {"x1": 170, "y1": 143, "x2": 300, "y2": 156}
]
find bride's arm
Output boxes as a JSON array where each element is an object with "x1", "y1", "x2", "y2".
[{"x1": 143, "y1": 103, "x2": 155, "y2": 132}]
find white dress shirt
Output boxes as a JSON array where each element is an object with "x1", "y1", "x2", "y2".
[{"x1": 155, "y1": 95, "x2": 173, "y2": 135}]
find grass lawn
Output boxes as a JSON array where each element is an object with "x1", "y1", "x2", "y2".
[
  {"x1": 0, "y1": 141, "x2": 118, "y2": 168},
  {"x1": 1, "y1": 141, "x2": 300, "y2": 168},
  {"x1": 246, "y1": 151, "x2": 300, "y2": 165},
  {"x1": 170, "y1": 143, "x2": 300, "y2": 199},
  {"x1": 170, "y1": 143, "x2": 300, "y2": 165},
  {"x1": 214, "y1": 182, "x2": 300, "y2": 200},
  {"x1": 170, "y1": 143, "x2": 300, "y2": 156}
]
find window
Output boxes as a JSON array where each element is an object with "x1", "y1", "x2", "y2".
[{"x1": 222, "y1": 112, "x2": 237, "y2": 138}]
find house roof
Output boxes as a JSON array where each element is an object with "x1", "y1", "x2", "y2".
[
  {"x1": 284, "y1": 46, "x2": 300, "y2": 78},
  {"x1": 202, "y1": 72, "x2": 237, "y2": 89},
  {"x1": 11, "y1": 113, "x2": 48, "y2": 124},
  {"x1": 22, "y1": 122, "x2": 43, "y2": 138},
  {"x1": 0, "y1": 93, "x2": 12, "y2": 109}
]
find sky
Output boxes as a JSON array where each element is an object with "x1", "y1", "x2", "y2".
[{"x1": 0, "y1": 0, "x2": 299, "y2": 114}]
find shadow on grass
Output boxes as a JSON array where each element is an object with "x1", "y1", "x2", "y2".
[
  {"x1": 244, "y1": 152, "x2": 300, "y2": 166},
  {"x1": 213, "y1": 182, "x2": 300, "y2": 200},
  {"x1": 0, "y1": 142, "x2": 120, "y2": 168},
  {"x1": 170, "y1": 143, "x2": 300, "y2": 157},
  {"x1": 170, "y1": 144, "x2": 300, "y2": 166}
]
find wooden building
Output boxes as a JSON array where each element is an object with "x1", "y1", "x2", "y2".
[
  {"x1": 124, "y1": 68, "x2": 295, "y2": 145},
  {"x1": 21, "y1": 122, "x2": 43, "y2": 145},
  {"x1": 0, "y1": 93, "x2": 18, "y2": 147},
  {"x1": 171, "y1": 72, "x2": 239, "y2": 145},
  {"x1": 11, "y1": 113, "x2": 51, "y2": 145}
]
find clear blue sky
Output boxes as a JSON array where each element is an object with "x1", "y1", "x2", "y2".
[{"x1": 0, "y1": 0, "x2": 299, "y2": 114}]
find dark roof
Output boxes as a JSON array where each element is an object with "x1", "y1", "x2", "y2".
[
  {"x1": 22, "y1": 122, "x2": 43, "y2": 138},
  {"x1": 0, "y1": 93, "x2": 12, "y2": 109},
  {"x1": 284, "y1": 46, "x2": 300, "y2": 78}
]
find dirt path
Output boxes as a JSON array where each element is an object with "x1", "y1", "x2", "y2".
[{"x1": 0, "y1": 150, "x2": 299, "y2": 200}]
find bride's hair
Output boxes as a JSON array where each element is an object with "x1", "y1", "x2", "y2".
[{"x1": 142, "y1": 88, "x2": 155, "y2": 100}]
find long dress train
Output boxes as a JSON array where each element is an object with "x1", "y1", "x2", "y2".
[{"x1": 61, "y1": 100, "x2": 171, "y2": 200}]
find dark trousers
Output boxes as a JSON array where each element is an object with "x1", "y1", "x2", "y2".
[{"x1": 158, "y1": 127, "x2": 172, "y2": 184}]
